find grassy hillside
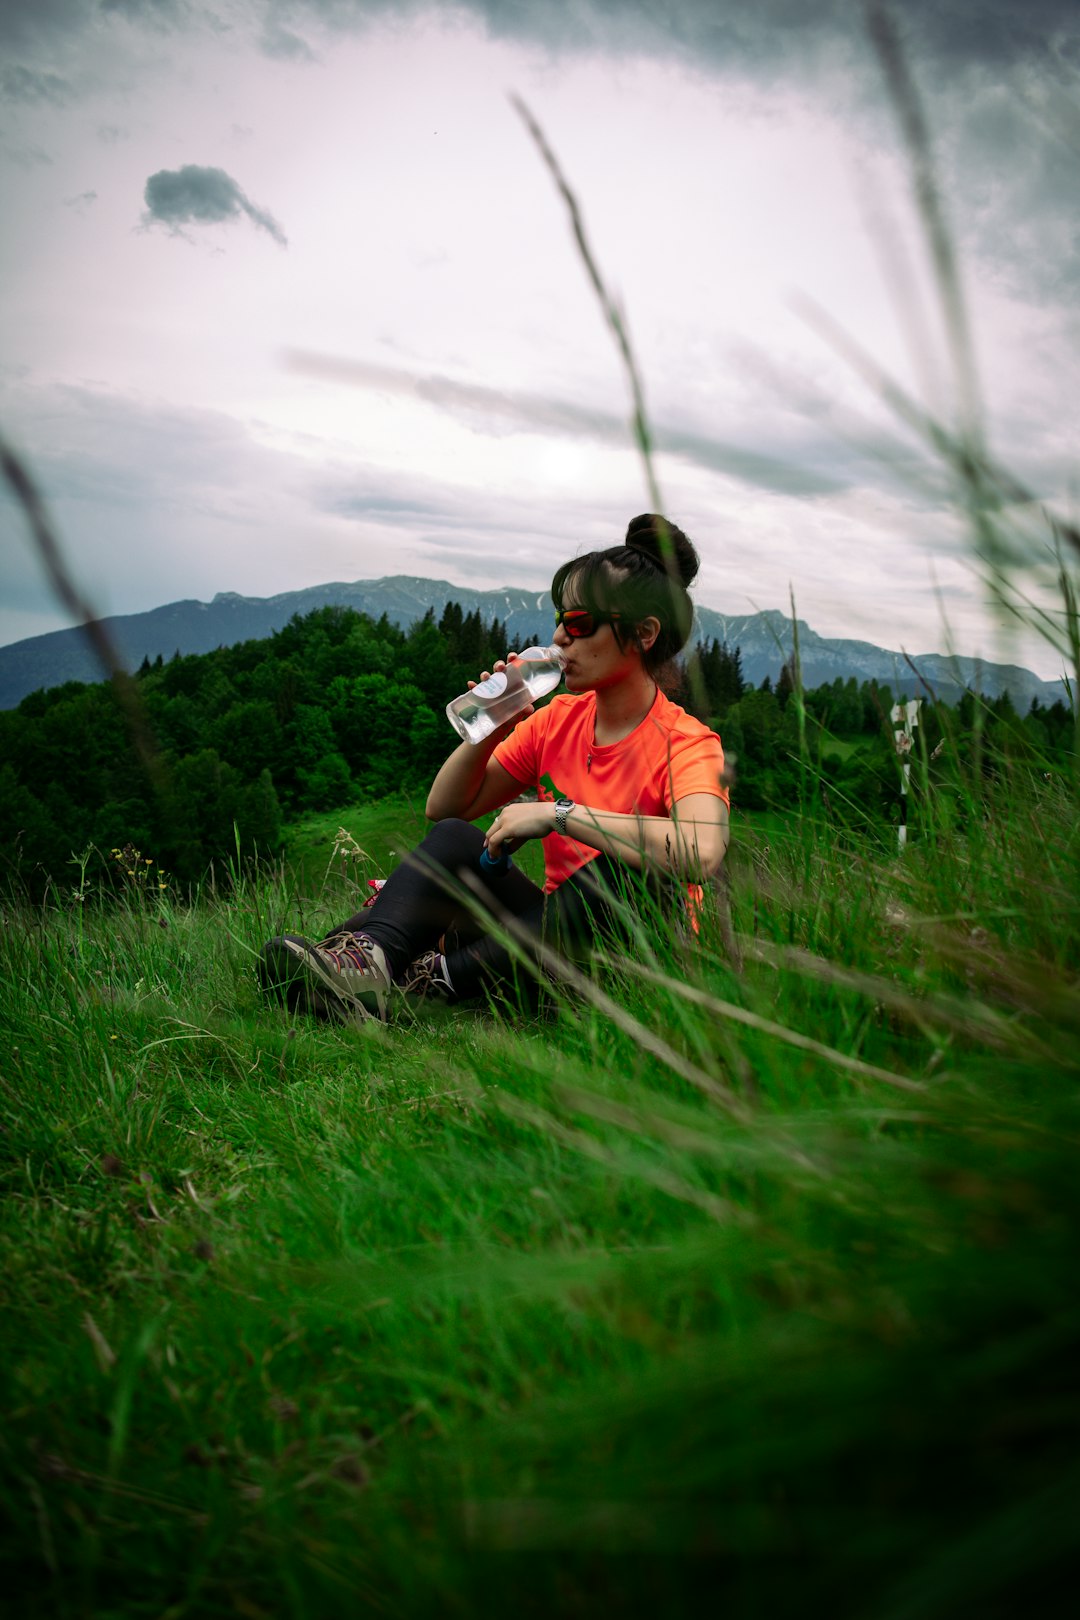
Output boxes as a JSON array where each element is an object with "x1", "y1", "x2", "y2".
[
  {"x1": 2, "y1": 782, "x2": 1077, "y2": 1617},
  {"x1": 280, "y1": 795, "x2": 549, "y2": 897}
]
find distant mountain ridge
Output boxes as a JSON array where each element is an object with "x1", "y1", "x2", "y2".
[{"x1": 0, "y1": 575, "x2": 1066, "y2": 711}]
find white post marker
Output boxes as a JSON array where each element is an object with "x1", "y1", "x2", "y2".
[{"x1": 891, "y1": 698, "x2": 921, "y2": 851}]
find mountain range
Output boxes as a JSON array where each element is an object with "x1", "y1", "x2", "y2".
[{"x1": 0, "y1": 575, "x2": 1067, "y2": 712}]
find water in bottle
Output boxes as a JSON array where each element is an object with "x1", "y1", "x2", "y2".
[{"x1": 446, "y1": 646, "x2": 565, "y2": 743}]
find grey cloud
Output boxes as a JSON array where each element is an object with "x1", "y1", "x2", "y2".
[
  {"x1": 260, "y1": 21, "x2": 316, "y2": 61},
  {"x1": 0, "y1": 64, "x2": 74, "y2": 104},
  {"x1": 98, "y1": 0, "x2": 187, "y2": 28},
  {"x1": 888, "y1": 1, "x2": 1080, "y2": 69},
  {"x1": 274, "y1": 1, "x2": 1080, "y2": 76},
  {"x1": 0, "y1": 377, "x2": 578, "y2": 641},
  {"x1": 3, "y1": 2, "x2": 1078, "y2": 78},
  {"x1": 0, "y1": 0, "x2": 88, "y2": 49},
  {"x1": 311, "y1": 462, "x2": 617, "y2": 588},
  {"x1": 0, "y1": 383, "x2": 283, "y2": 638},
  {"x1": 294, "y1": 348, "x2": 1074, "y2": 520},
  {"x1": 0, "y1": 0, "x2": 182, "y2": 49},
  {"x1": 939, "y1": 79, "x2": 1080, "y2": 302},
  {"x1": 271, "y1": 1, "x2": 1080, "y2": 306},
  {"x1": 143, "y1": 164, "x2": 288, "y2": 245},
  {"x1": 2, "y1": 375, "x2": 1042, "y2": 666},
  {"x1": 325, "y1": 489, "x2": 462, "y2": 525},
  {"x1": 290, "y1": 350, "x2": 849, "y2": 499},
  {"x1": 97, "y1": 124, "x2": 129, "y2": 142},
  {"x1": 64, "y1": 189, "x2": 98, "y2": 210},
  {"x1": 5, "y1": 144, "x2": 53, "y2": 169},
  {"x1": 7, "y1": 382, "x2": 272, "y2": 505}
]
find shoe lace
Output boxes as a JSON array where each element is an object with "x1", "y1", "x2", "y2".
[
  {"x1": 401, "y1": 950, "x2": 445, "y2": 996},
  {"x1": 321, "y1": 931, "x2": 378, "y2": 975}
]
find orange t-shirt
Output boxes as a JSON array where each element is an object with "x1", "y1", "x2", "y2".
[{"x1": 493, "y1": 689, "x2": 727, "y2": 893}]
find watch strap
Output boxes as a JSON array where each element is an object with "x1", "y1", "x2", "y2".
[{"x1": 554, "y1": 797, "x2": 575, "y2": 836}]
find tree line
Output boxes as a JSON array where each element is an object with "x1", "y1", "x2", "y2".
[
  {"x1": 0, "y1": 603, "x2": 526, "y2": 894},
  {"x1": 0, "y1": 608, "x2": 1073, "y2": 896},
  {"x1": 704, "y1": 650, "x2": 1075, "y2": 822}
]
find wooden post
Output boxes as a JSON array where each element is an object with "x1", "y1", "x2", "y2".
[{"x1": 891, "y1": 699, "x2": 921, "y2": 851}]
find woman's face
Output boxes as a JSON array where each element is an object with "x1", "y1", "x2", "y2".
[{"x1": 553, "y1": 571, "x2": 658, "y2": 694}]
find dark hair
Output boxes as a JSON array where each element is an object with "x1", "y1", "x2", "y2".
[{"x1": 550, "y1": 514, "x2": 700, "y2": 686}]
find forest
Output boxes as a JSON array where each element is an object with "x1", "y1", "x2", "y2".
[{"x1": 0, "y1": 602, "x2": 1074, "y2": 895}]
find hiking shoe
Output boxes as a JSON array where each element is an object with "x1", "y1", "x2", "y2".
[
  {"x1": 397, "y1": 949, "x2": 454, "y2": 1007},
  {"x1": 259, "y1": 931, "x2": 391, "y2": 1023}
]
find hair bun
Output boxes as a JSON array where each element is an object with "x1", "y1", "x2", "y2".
[{"x1": 625, "y1": 514, "x2": 700, "y2": 588}]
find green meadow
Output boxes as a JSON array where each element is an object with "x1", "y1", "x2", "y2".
[
  {"x1": 2, "y1": 767, "x2": 1077, "y2": 1617},
  {"x1": 3, "y1": 31, "x2": 1078, "y2": 1612}
]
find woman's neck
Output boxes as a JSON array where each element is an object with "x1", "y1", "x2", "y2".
[{"x1": 592, "y1": 668, "x2": 658, "y2": 745}]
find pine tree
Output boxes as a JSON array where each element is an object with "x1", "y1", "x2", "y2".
[{"x1": 776, "y1": 658, "x2": 796, "y2": 712}]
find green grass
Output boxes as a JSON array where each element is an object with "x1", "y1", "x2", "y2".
[
  {"x1": 280, "y1": 796, "x2": 428, "y2": 892},
  {"x1": 281, "y1": 794, "x2": 548, "y2": 899},
  {"x1": 2, "y1": 776, "x2": 1078, "y2": 1618}
]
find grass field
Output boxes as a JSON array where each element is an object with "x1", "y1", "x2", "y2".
[
  {"x1": 2, "y1": 775, "x2": 1078, "y2": 1617},
  {"x1": 280, "y1": 796, "x2": 433, "y2": 893},
  {"x1": 280, "y1": 795, "x2": 549, "y2": 899}
]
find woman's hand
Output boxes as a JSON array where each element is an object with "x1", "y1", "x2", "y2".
[
  {"x1": 484, "y1": 799, "x2": 556, "y2": 857},
  {"x1": 468, "y1": 656, "x2": 535, "y2": 745}
]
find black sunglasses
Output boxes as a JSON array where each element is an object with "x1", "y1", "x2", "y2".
[{"x1": 554, "y1": 606, "x2": 622, "y2": 639}]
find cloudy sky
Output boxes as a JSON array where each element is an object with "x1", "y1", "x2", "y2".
[{"x1": 1, "y1": 1, "x2": 1078, "y2": 677}]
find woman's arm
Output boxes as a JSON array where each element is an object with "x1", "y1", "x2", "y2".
[
  {"x1": 426, "y1": 659, "x2": 532, "y2": 822},
  {"x1": 485, "y1": 792, "x2": 729, "y2": 878},
  {"x1": 425, "y1": 739, "x2": 529, "y2": 823}
]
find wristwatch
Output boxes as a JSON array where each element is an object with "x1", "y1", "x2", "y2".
[{"x1": 554, "y1": 797, "x2": 575, "y2": 836}]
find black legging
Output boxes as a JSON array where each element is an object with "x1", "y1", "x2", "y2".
[{"x1": 331, "y1": 817, "x2": 665, "y2": 1003}]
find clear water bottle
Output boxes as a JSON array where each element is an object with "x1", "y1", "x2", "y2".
[{"x1": 446, "y1": 646, "x2": 565, "y2": 744}]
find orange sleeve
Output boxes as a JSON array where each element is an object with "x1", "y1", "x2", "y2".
[
  {"x1": 492, "y1": 707, "x2": 545, "y2": 787},
  {"x1": 661, "y1": 729, "x2": 728, "y2": 811}
]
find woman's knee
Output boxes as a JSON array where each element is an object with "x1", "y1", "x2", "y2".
[{"x1": 415, "y1": 817, "x2": 485, "y2": 864}]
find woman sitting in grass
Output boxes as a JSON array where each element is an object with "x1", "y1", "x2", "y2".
[{"x1": 259, "y1": 514, "x2": 730, "y2": 1021}]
